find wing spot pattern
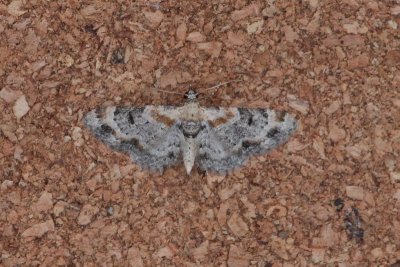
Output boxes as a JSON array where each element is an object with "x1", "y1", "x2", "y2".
[
  {"x1": 247, "y1": 116, "x2": 253, "y2": 125},
  {"x1": 121, "y1": 138, "x2": 144, "y2": 150},
  {"x1": 101, "y1": 124, "x2": 114, "y2": 134},
  {"x1": 267, "y1": 127, "x2": 280, "y2": 138},
  {"x1": 151, "y1": 110, "x2": 175, "y2": 127},
  {"x1": 208, "y1": 114, "x2": 232, "y2": 128},
  {"x1": 128, "y1": 112, "x2": 135, "y2": 124}
]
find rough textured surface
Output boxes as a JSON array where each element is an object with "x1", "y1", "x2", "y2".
[{"x1": 0, "y1": 1, "x2": 399, "y2": 266}]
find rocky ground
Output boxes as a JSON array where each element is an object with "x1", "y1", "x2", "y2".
[{"x1": 1, "y1": 0, "x2": 399, "y2": 266}]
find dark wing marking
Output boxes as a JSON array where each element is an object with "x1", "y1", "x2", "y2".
[
  {"x1": 197, "y1": 108, "x2": 297, "y2": 173},
  {"x1": 83, "y1": 106, "x2": 183, "y2": 172}
]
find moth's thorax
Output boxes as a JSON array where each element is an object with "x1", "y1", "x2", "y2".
[{"x1": 180, "y1": 101, "x2": 202, "y2": 121}]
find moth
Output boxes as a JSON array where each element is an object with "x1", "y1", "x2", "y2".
[{"x1": 84, "y1": 90, "x2": 297, "y2": 174}]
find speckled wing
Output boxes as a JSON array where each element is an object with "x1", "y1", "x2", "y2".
[
  {"x1": 197, "y1": 107, "x2": 297, "y2": 173},
  {"x1": 83, "y1": 106, "x2": 183, "y2": 172}
]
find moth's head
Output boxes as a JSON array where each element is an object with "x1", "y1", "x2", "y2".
[{"x1": 184, "y1": 90, "x2": 199, "y2": 101}]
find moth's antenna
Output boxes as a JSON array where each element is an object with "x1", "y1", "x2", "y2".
[
  {"x1": 197, "y1": 79, "x2": 240, "y2": 93},
  {"x1": 197, "y1": 79, "x2": 241, "y2": 101},
  {"x1": 156, "y1": 89, "x2": 185, "y2": 96}
]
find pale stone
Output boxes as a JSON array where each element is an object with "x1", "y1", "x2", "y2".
[
  {"x1": 324, "y1": 100, "x2": 341, "y2": 114},
  {"x1": 186, "y1": 32, "x2": 205, "y2": 43},
  {"x1": 371, "y1": 247, "x2": 383, "y2": 259},
  {"x1": 227, "y1": 213, "x2": 249, "y2": 237},
  {"x1": 197, "y1": 42, "x2": 222, "y2": 58},
  {"x1": 227, "y1": 31, "x2": 246, "y2": 46},
  {"x1": 58, "y1": 53, "x2": 74, "y2": 67},
  {"x1": 77, "y1": 204, "x2": 99, "y2": 225},
  {"x1": 0, "y1": 88, "x2": 22, "y2": 103},
  {"x1": 144, "y1": 10, "x2": 164, "y2": 28},
  {"x1": 247, "y1": 20, "x2": 264, "y2": 34},
  {"x1": 391, "y1": 6, "x2": 400, "y2": 15},
  {"x1": 1, "y1": 180, "x2": 14, "y2": 191},
  {"x1": 328, "y1": 123, "x2": 346, "y2": 142},
  {"x1": 176, "y1": 23, "x2": 187, "y2": 41},
  {"x1": 7, "y1": 0, "x2": 27, "y2": 16},
  {"x1": 154, "y1": 246, "x2": 174, "y2": 259},
  {"x1": 227, "y1": 245, "x2": 249, "y2": 267},
  {"x1": 53, "y1": 201, "x2": 66, "y2": 217},
  {"x1": 343, "y1": 21, "x2": 360, "y2": 34},
  {"x1": 13, "y1": 95, "x2": 30, "y2": 119},
  {"x1": 33, "y1": 191, "x2": 53, "y2": 212},
  {"x1": 283, "y1": 26, "x2": 299, "y2": 42},
  {"x1": 288, "y1": 94, "x2": 310, "y2": 115},
  {"x1": 21, "y1": 219, "x2": 55, "y2": 237},
  {"x1": 192, "y1": 241, "x2": 209, "y2": 261},
  {"x1": 346, "y1": 186, "x2": 364, "y2": 200},
  {"x1": 127, "y1": 247, "x2": 144, "y2": 267},
  {"x1": 231, "y1": 4, "x2": 259, "y2": 21},
  {"x1": 390, "y1": 172, "x2": 400, "y2": 183}
]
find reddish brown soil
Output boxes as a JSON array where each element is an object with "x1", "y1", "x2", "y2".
[{"x1": 1, "y1": 1, "x2": 400, "y2": 266}]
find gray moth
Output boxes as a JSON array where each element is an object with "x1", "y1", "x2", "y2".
[{"x1": 83, "y1": 90, "x2": 297, "y2": 174}]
